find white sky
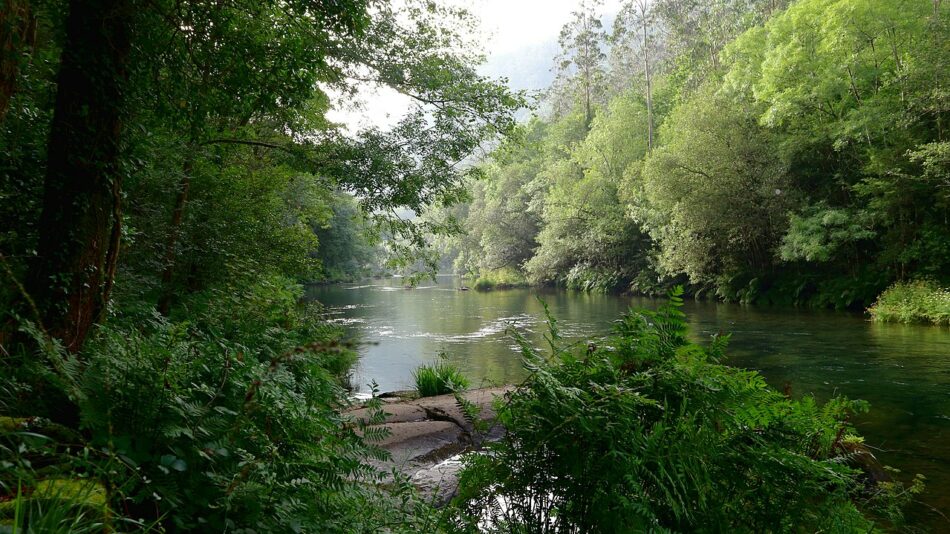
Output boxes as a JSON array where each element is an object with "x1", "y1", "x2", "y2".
[
  {"x1": 474, "y1": 0, "x2": 622, "y2": 55},
  {"x1": 327, "y1": 0, "x2": 623, "y2": 132}
]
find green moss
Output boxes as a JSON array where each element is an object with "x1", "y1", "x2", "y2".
[
  {"x1": 0, "y1": 479, "x2": 108, "y2": 520},
  {"x1": 868, "y1": 280, "x2": 950, "y2": 325}
]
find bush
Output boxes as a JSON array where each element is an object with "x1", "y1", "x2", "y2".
[
  {"x1": 413, "y1": 360, "x2": 469, "y2": 397},
  {"x1": 472, "y1": 267, "x2": 528, "y2": 291},
  {"x1": 449, "y1": 289, "x2": 921, "y2": 532},
  {"x1": 868, "y1": 279, "x2": 950, "y2": 325},
  {"x1": 563, "y1": 264, "x2": 622, "y2": 293}
]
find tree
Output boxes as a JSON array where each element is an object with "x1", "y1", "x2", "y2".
[
  {"x1": 21, "y1": 0, "x2": 134, "y2": 352},
  {"x1": 724, "y1": 0, "x2": 949, "y2": 286},
  {"x1": 551, "y1": 0, "x2": 607, "y2": 126},
  {"x1": 465, "y1": 121, "x2": 546, "y2": 274},
  {"x1": 638, "y1": 89, "x2": 791, "y2": 287},
  {"x1": 614, "y1": 0, "x2": 660, "y2": 150},
  {"x1": 3, "y1": 0, "x2": 523, "y2": 352},
  {"x1": 130, "y1": 0, "x2": 369, "y2": 314},
  {"x1": 526, "y1": 93, "x2": 654, "y2": 291},
  {"x1": 653, "y1": 0, "x2": 790, "y2": 91}
]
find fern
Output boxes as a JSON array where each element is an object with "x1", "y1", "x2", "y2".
[{"x1": 448, "y1": 290, "x2": 921, "y2": 533}]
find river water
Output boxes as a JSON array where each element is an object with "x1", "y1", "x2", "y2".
[{"x1": 307, "y1": 276, "x2": 950, "y2": 529}]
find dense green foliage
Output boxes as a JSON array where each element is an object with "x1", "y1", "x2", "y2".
[
  {"x1": 450, "y1": 291, "x2": 923, "y2": 532},
  {"x1": 413, "y1": 360, "x2": 470, "y2": 398},
  {"x1": 869, "y1": 280, "x2": 950, "y2": 325},
  {"x1": 2, "y1": 277, "x2": 448, "y2": 532},
  {"x1": 472, "y1": 267, "x2": 529, "y2": 291},
  {"x1": 449, "y1": 0, "x2": 949, "y2": 308},
  {"x1": 0, "y1": 0, "x2": 519, "y2": 530}
]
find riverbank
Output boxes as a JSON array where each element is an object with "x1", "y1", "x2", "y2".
[{"x1": 347, "y1": 387, "x2": 512, "y2": 505}]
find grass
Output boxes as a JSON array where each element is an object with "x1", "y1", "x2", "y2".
[
  {"x1": 412, "y1": 361, "x2": 469, "y2": 397},
  {"x1": 868, "y1": 279, "x2": 950, "y2": 325},
  {"x1": 1, "y1": 479, "x2": 113, "y2": 533},
  {"x1": 471, "y1": 267, "x2": 529, "y2": 291}
]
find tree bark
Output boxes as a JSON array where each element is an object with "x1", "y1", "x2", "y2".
[
  {"x1": 24, "y1": 0, "x2": 132, "y2": 353},
  {"x1": 638, "y1": 0, "x2": 654, "y2": 152}
]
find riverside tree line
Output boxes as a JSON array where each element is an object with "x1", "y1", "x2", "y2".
[{"x1": 435, "y1": 0, "x2": 948, "y2": 311}]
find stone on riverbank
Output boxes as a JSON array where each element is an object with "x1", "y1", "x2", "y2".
[{"x1": 348, "y1": 386, "x2": 512, "y2": 506}]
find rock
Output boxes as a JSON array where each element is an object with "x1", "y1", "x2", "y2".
[
  {"x1": 411, "y1": 456, "x2": 464, "y2": 507},
  {"x1": 374, "y1": 420, "x2": 463, "y2": 462},
  {"x1": 346, "y1": 386, "x2": 513, "y2": 505}
]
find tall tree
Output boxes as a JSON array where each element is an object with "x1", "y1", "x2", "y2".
[
  {"x1": 22, "y1": 0, "x2": 133, "y2": 352},
  {"x1": 551, "y1": 0, "x2": 607, "y2": 126},
  {"x1": 615, "y1": 0, "x2": 659, "y2": 150},
  {"x1": 13, "y1": 0, "x2": 372, "y2": 350}
]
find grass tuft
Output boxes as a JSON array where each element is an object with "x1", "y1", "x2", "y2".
[{"x1": 412, "y1": 360, "x2": 469, "y2": 397}]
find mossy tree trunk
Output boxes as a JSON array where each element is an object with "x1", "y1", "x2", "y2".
[{"x1": 24, "y1": 0, "x2": 132, "y2": 353}]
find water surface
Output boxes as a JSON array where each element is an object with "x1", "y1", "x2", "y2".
[{"x1": 307, "y1": 276, "x2": 950, "y2": 529}]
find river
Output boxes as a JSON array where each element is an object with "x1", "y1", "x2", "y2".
[{"x1": 307, "y1": 275, "x2": 950, "y2": 529}]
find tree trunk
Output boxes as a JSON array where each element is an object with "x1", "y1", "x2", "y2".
[
  {"x1": 157, "y1": 156, "x2": 193, "y2": 316},
  {"x1": 24, "y1": 0, "x2": 132, "y2": 353},
  {"x1": 639, "y1": 1, "x2": 654, "y2": 152}
]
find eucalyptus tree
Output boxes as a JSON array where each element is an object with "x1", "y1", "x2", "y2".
[
  {"x1": 652, "y1": 0, "x2": 790, "y2": 91},
  {"x1": 613, "y1": 0, "x2": 661, "y2": 150},
  {"x1": 550, "y1": 0, "x2": 607, "y2": 126}
]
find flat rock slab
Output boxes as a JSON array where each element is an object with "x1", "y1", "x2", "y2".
[
  {"x1": 349, "y1": 402, "x2": 428, "y2": 425},
  {"x1": 347, "y1": 386, "x2": 513, "y2": 505}
]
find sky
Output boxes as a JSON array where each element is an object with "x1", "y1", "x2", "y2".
[{"x1": 326, "y1": 0, "x2": 623, "y2": 132}]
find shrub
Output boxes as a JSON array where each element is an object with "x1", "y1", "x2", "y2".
[
  {"x1": 868, "y1": 279, "x2": 950, "y2": 325},
  {"x1": 563, "y1": 264, "x2": 622, "y2": 293},
  {"x1": 472, "y1": 267, "x2": 528, "y2": 291},
  {"x1": 450, "y1": 288, "x2": 921, "y2": 532},
  {"x1": 413, "y1": 360, "x2": 469, "y2": 397}
]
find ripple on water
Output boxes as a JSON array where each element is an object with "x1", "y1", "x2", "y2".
[{"x1": 328, "y1": 317, "x2": 366, "y2": 326}]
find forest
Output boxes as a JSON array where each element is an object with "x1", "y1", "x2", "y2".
[
  {"x1": 437, "y1": 0, "x2": 949, "y2": 314},
  {"x1": 0, "y1": 0, "x2": 946, "y2": 532}
]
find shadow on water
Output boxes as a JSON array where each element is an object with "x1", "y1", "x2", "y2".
[{"x1": 307, "y1": 276, "x2": 950, "y2": 529}]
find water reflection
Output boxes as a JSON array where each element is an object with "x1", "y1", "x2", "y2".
[{"x1": 307, "y1": 276, "x2": 950, "y2": 529}]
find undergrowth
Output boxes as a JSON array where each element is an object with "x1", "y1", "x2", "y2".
[
  {"x1": 448, "y1": 288, "x2": 924, "y2": 533},
  {"x1": 0, "y1": 275, "x2": 438, "y2": 532},
  {"x1": 472, "y1": 268, "x2": 529, "y2": 291},
  {"x1": 868, "y1": 280, "x2": 950, "y2": 325}
]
